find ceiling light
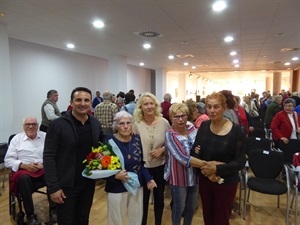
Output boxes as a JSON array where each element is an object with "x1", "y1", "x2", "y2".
[
  {"x1": 212, "y1": 1, "x2": 227, "y2": 12},
  {"x1": 292, "y1": 57, "x2": 299, "y2": 61},
  {"x1": 234, "y1": 64, "x2": 240, "y2": 68},
  {"x1": 143, "y1": 43, "x2": 151, "y2": 49},
  {"x1": 93, "y1": 20, "x2": 104, "y2": 28},
  {"x1": 184, "y1": 62, "x2": 189, "y2": 66},
  {"x1": 66, "y1": 43, "x2": 75, "y2": 49},
  {"x1": 224, "y1": 36, "x2": 234, "y2": 42},
  {"x1": 233, "y1": 59, "x2": 239, "y2": 64},
  {"x1": 191, "y1": 66, "x2": 196, "y2": 69},
  {"x1": 230, "y1": 51, "x2": 237, "y2": 56},
  {"x1": 0, "y1": 13, "x2": 5, "y2": 17},
  {"x1": 168, "y1": 55, "x2": 174, "y2": 59},
  {"x1": 139, "y1": 62, "x2": 144, "y2": 66},
  {"x1": 284, "y1": 62, "x2": 291, "y2": 66}
]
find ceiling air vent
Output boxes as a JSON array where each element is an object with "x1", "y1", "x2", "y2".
[
  {"x1": 280, "y1": 47, "x2": 300, "y2": 52},
  {"x1": 134, "y1": 31, "x2": 163, "y2": 38},
  {"x1": 176, "y1": 54, "x2": 194, "y2": 58}
]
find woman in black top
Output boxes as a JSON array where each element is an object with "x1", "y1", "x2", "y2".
[{"x1": 191, "y1": 92, "x2": 245, "y2": 225}]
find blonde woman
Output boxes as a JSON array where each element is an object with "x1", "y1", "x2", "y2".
[{"x1": 133, "y1": 92, "x2": 170, "y2": 225}]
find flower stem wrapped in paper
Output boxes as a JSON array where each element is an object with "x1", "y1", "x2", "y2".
[
  {"x1": 82, "y1": 140, "x2": 141, "y2": 195},
  {"x1": 82, "y1": 142, "x2": 122, "y2": 179}
]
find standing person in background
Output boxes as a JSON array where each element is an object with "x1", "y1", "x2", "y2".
[
  {"x1": 194, "y1": 102, "x2": 210, "y2": 129},
  {"x1": 116, "y1": 97, "x2": 124, "y2": 111},
  {"x1": 160, "y1": 93, "x2": 172, "y2": 125},
  {"x1": 191, "y1": 92, "x2": 245, "y2": 225},
  {"x1": 120, "y1": 92, "x2": 136, "y2": 115},
  {"x1": 40, "y1": 89, "x2": 61, "y2": 132},
  {"x1": 271, "y1": 98, "x2": 300, "y2": 148},
  {"x1": 92, "y1": 91, "x2": 103, "y2": 109},
  {"x1": 264, "y1": 95, "x2": 283, "y2": 129},
  {"x1": 105, "y1": 111, "x2": 157, "y2": 225},
  {"x1": 43, "y1": 87, "x2": 105, "y2": 225},
  {"x1": 5, "y1": 116, "x2": 57, "y2": 225},
  {"x1": 94, "y1": 91, "x2": 119, "y2": 135},
  {"x1": 132, "y1": 92, "x2": 170, "y2": 225}
]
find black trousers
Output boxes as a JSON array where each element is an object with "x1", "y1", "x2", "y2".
[
  {"x1": 142, "y1": 165, "x2": 165, "y2": 225},
  {"x1": 56, "y1": 179, "x2": 95, "y2": 225},
  {"x1": 17, "y1": 174, "x2": 56, "y2": 218}
]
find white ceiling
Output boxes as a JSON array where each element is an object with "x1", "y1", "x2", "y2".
[{"x1": 1, "y1": 0, "x2": 300, "y2": 80}]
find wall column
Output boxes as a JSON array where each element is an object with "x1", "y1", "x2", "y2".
[
  {"x1": 273, "y1": 72, "x2": 282, "y2": 95},
  {"x1": 266, "y1": 76, "x2": 272, "y2": 93},
  {"x1": 155, "y1": 68, "x2": 167, "y2": 101},
  {"x1": 0, "y1": 23, "x2": 14, "y2": 142},
  {"x1": 107, "y1": 55, "x2": 127, "y2": 94}
]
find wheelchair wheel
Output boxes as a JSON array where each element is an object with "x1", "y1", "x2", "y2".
[{"x1": 9, "y1": 192, "x2": 25, "y2": 225}]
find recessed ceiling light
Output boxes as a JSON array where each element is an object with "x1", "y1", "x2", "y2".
[
  {"x1": 191, "y1": 66, "x2": 196, "y2": 69},
  {"x1": 212, "y1": 1, "x2": 227, "y2": 12},
  {"x1": 284, "y1": 62, "x2": 291, "y2": 66},
  {"x1": 183, "y1": 62, "x2": 189, "y2": 66},
  {"x1": 224, "y1": 36, "x2": 234, "y2": 42},
  {"x1": 168, "y1": 55, "x2": 174, "y2": 59},
  {"x1": 292, "y1": 57, "x2": 299, "y2": 61},
  {"x1": 93, "y1": 20, "x2": 105, "y2": 28},
  {"x1": 139, "y1": 62, "x2": 144, "y2": 66},
  {"x1": 233, "y1": 59, "x2": 239, "y2": 64},
  {"x1": 143, "y1": 43, "x2": 151, "y2": 49},
  {"x1": 66, "y1": 43, "x2": 75, "y2": 49},
  {"x1": 234, "y1": 64, "x2": 240, "y2": 68},
  {"x1": 230, "y1": 51, "x2": 237, "y2": 56}
]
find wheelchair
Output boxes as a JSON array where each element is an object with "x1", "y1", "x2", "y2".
[{"x1": 8, "y1": 172, "x2": 56, "y2": 225}]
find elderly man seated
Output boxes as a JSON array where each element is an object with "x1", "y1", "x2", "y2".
[{"x1": 5, "y1": 116, "x2": 56, "y2": 225}]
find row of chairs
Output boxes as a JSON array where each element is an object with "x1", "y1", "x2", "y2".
[{"x1": 240, "y1": 136, "x2": 300, "y2": 225}]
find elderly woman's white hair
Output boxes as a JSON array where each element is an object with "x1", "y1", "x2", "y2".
[{"x1": 112, "y1": 111, "x2": 133, "y2": 131}]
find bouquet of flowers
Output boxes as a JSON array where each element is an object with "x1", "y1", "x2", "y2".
[{"x1": 82, "y1": 142, "x2": 122, "y2": 179}]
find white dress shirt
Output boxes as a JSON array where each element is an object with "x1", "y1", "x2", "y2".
[{"x1": 4, "y1": 131, "x2": 46, "y2": 172}]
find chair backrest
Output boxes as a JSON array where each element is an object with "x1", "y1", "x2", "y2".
[
  {"x1": 8, "y1": 134, "x2": 16, "y2": 146},
  {"x1": 245, "y1": 136, "x2": 272, "y2": 156},
  {"x1": 248, "y1": 128, "x2": 266, "y2": 138},
  {"x1": 0, "y1": 142, "x2": 8, "y2": 165},
  {"x1": 278, "y1": 139, "x2": 300, "y2": 164},
  {"x1": 249, "y1": 149, "x2": 284, "y2": 179},
  {"x1": 252, "y1": 120, "x2": 264, "y2": 129}
]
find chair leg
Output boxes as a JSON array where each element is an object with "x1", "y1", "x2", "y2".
[
  {"x1": 243, "y1": 188, "x2": 250, "y2": 219},
  {"x1": 2, "y1": 168, "x2": 6, "y2": 188},
  {"x1": 295, "y1": 188, "x2": 298, "y2": 225}
]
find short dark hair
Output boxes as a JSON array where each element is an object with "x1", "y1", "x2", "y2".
[
  {"x1": 47, "y1": 89, "x2": 58, "y2": 98},
  {"x1": 70, "y1": 87, "x2": 92, "y2": 101},
  {"x1": 125, "y1": 92, "x2": 135, "y2": 104},
  {"x1": 117, "y1": 91, "x2": 125, "y2": 98}
]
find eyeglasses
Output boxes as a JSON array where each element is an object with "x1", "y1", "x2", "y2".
[
  {"x1": 173, "y1": 115, "x2": 187, "y2": 120},
  {"x1": 118, "y1": 122, "x2": 132, "y2": 126},
  {"x1": 24, "y1": 123, "x2": 38, "y2": 127}
]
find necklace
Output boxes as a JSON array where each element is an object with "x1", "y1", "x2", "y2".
[
  {"x1": 211, "y1": 119, "x2": 227, "y2": 133},
  {"x1": 120, "y1": 140, "x2": 131, "y2": 159},
  {"x1": 116, "y1": 134, "x2": 132, "y2": 159}
]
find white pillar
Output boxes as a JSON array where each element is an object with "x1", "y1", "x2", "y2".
[{"x1": 0, "y1": 23, "x2": 14, "y2": 142}]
